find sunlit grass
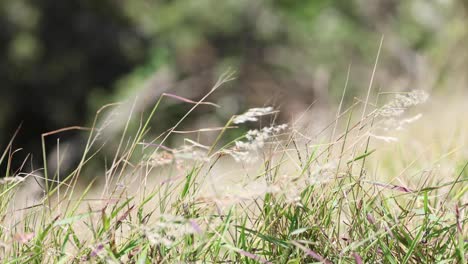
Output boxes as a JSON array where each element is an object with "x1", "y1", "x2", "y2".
[{"x1": 0, "y1": 74, "x2": 466, "y2": 263}]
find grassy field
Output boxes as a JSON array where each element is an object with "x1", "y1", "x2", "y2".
[{"x1": 1, "y1": 73, "x2": 467, "y2": 263}]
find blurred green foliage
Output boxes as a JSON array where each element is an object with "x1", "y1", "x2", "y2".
[
  {"x1": 0, "y1": 0, "x2": 148, "y2": 170},
  {"x1": 118, "y1": 0, "x2": 467, "y2": 106}
]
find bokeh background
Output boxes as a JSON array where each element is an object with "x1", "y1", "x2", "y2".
[{"x1": 1, "y1": 0, "x2": 467, "y2": 174}]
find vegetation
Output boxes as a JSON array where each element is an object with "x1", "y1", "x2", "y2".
[
  {"x1": 1, "y1": 1, "x2": 468, "y2": 263},
  {"x1": 1, "y1": 70, "x2": 466, "y2": 263}
]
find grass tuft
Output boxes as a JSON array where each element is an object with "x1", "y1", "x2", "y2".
[{"x1": 0, "y1": 76, "x2": 466, "y2": 263}]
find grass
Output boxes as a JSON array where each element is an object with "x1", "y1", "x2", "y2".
[{"x1": 0, "y1": 73, "x2": 467, "y2": 263}]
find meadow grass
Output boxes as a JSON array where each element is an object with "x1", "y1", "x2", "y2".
[{"x1": 0, "y1": 73, "x2": 467, "y2": 263}]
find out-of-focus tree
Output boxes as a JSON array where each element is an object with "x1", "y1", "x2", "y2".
[
  {"x1": 118, "y1": 0, "x2": 463, "y2": 119},
  {"x1": 0, "y1": 0, "x2": 148, "y2": 172}
]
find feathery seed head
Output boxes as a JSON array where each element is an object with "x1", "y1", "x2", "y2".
[{"x1": 233, "y1": 107, "x2": 276, "y2": 124}]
